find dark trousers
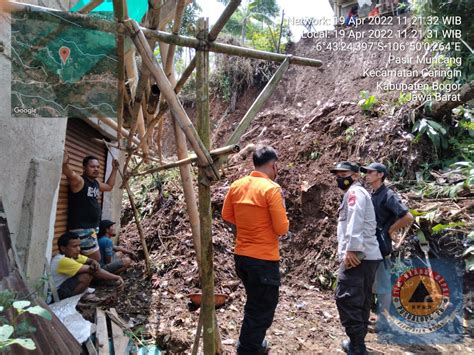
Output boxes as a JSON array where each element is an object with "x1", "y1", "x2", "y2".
[
  {"x1": 235, "y1": 255, "x2": 280, "y2": 355},
  {"x1": 335, "y1": 260, "x2": 379, "y2": 354}
]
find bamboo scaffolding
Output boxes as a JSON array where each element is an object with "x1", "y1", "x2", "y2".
[
  {"x1": 139, "y1": 28, "x2": 323, "y2": 67},
  {"x1": 124, "y1": 19, "x2": 219, "y2": 180},
  {"x1": 138, "y1": 0, "x2": 242, "y2": 154},
  {"x1": 6, "y1": 3, "x2": 328, "y2": 350},
  {"x1": 8, "y1": 2, "x2": 322, "y2": 68},
  {"x1": 133, "y1": 145, "x2": 240, "y2": 176},
  {"x1": 196, "y1": 17, "x2": 216, "y2": 354}
]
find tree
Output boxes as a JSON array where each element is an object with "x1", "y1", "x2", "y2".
[{"x1": 218, "y1": 0, "x2": 280, "y2": 44}]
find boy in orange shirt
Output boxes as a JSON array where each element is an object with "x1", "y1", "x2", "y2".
[{"x1": 222, "y1": 146, "x2": 289, "y2": 354}]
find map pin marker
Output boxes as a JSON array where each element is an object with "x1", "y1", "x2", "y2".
[{"x1": 59, "y1": 46, "x2": 70, "y2": 65}]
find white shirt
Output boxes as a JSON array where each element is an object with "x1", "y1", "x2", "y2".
[{"x1": 337, "y1": 182, "x2": 382, "y2": 261}]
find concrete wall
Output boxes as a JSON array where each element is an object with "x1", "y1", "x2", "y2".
[
  {"x1": 0, "y1": 0, "x2": 124, "y2": 286},
  {"x1": 0, "y1": 1, "x2": 70, "y2": 285}
]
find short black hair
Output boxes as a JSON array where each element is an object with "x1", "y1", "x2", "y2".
[
  {"x1": 83, "y1": 155, "x2": 99, "y2": 167},
  {"x1": 252, "y1": 146, "x2": 278, "y2": 167},
  {"x1": 57, "y1": 232, "x2": 80, "y2": 251}
]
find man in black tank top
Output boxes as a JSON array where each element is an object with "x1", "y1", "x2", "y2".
[{"x1": 62, "y1": 151, "x2": 119, "y2": 262}]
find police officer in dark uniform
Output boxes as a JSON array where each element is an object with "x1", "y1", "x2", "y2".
[
  {"x1": 361, "y1": 163, "x2": 413, "y2": 327},
  {"x1": 62, "y1": 150, "x2": 119, "y2": 262},
  {"x1": 331, "y1": 162, "x2": 382, "y2": 355}
]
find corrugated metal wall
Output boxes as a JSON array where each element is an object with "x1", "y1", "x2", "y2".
[{"x1": 53, "y1": 119, "x2": 107, "y2": 255}]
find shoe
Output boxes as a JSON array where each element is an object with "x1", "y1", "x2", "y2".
[
  {"x1": 236, "y1": 339, "x2": 270, "y2": 354},
  {"x1": 341, "y1": 339, "x2": 368, "y2": 355},
  {"x1": 341, "y1": 339, "x2": 351, "y2": 353},
  {"x1": 260, "y1": 339, "x2": 270, "y2": 354}
]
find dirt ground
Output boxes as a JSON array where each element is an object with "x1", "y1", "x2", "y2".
[{"x1": 100, "y1": 15, "x2": 473, "y2": 353}]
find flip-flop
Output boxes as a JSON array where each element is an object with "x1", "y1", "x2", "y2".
[{"x1": 81, "y1": 293, "x2": 101, "y2": 302}]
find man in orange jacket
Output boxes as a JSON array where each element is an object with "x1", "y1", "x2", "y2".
[{"x1": 222, "y1": 146, "x2": 289, "y2": 354}]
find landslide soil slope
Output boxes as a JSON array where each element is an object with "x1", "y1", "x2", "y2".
[{"x1": 114, "y1": 15, "x2": 473, "y2": 353}]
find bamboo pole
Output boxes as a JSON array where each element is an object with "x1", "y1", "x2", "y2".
[
  {"x1": 277, "y1": 10, "x2": 285, "y2": 53},
  {"x1": 101, "y1": 141, "x2": 152, "y2": 278},
  {"x1": 124, "y1": 19, "x2": 219, "y2": 180},
  {"x1": 113, "y1": 0, "x2": 127, "y2": 144},
  {"x1": 124, "y1": 181, "x2": 152, "y2": 277},
  {"x1": 215, "y1": 57, "x2": 290, "y2": 170},
  {"x1": 160, "y1": 38, "x2": 204, "y2": 277},
  {"x1": 138, "y1": 28, "x2": 323, "y2": 67},
  {"x1": 79, "y1": 0, "x2": 104, "y2": 14},
  {"x1": 93, "y1": 111, "x2": 141, "y2": 145},
  {"x1": 208, "y1": 0, "x2": 241, "y2": 41},
  {"x1": 138, "y1": 0, "x2": 243, "y2": 153},
  {"x1": 165, "y1": 0, "x2": 186, "y2": 78},
  {"x1": 133, "y1": 145, "x2": 240, "y2": 176},
  {"x1": 157, "y1": 0, "x2": 186, "y2": 163},
  {"x1": 7, "y1": 2, "x2": 322, "y2": 68},
  {"x1": 196, "y1": 17, "x2": 216, "y2": 355}
]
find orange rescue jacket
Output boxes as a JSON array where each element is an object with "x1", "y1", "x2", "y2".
[{"x1": 222, "y1": 171, "x2": 289, "y2": 261}]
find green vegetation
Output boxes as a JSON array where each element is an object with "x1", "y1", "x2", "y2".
[
  {"x1": 344, "y1": 127, "x2": 356, "y2": 142},
  {"x1": 0, "y1": 291, "x2": 52, "y2": 351},
  {"x1": 357, "y1": 91, "x2": 378, "y2": 113},
  {"x1": 412, "y1": 118, "x2": 448, "y2": 151},
  {"x1": 218, "y1": 0, "x2": 290, "y2": 52},
  {"x1": 412, "y1": 0, "x2": 474, "y2": 83}
]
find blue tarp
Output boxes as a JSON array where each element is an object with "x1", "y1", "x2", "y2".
[
  {"x1": 71, "y1": 0, "x2": 149, "y2": 22},
  {"x1": 71, "y1": 0, "x2": 148, "y2": 22}
]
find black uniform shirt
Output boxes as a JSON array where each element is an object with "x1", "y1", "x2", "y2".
[{"x1": 371, "y1": 184, "x2": 409, "y2": 232}]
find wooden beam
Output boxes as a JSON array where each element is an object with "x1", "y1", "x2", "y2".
[
  {"x1": 139, "y1": 28, "x2": 323, "y2": 67},
  {"x1": 109, "y1": 308, "x2": 129, "y2": 355},
  {"x1": 196, "y1": 17, "x2": 216, "y2": 355},
  {"x1": 96, "y1": 309, "x2": 110, "y2": 355},
  {"x1": 78, "y1": 0, "x2": 104, "y2": 14},
  {"x1": 93, "y1": 111, "x2": 141, "y2": 145},
  {"x1": 124, "y1": 19, "x2": 219, "y2": 180},
  {"x1": 165, "y1": 0, "x2": 186, "y2": 77},
  {"x1": 124, "y1": 181, "x2": 152, "y2": 277},
  {"x1": 215, "y1": 57, "x2": 290, "y2": 169},
  {"x1": 133, "y1": 145, "x2": 240, "y2": 176},
  {"x1": 139, "y1": 0, "x2": 243, "y2": 150},
  {"x1": 208, "y1": 0, "x2": 241, "y2": 41},
  {"x1": 157, "y1": 0, "x2": 192, "y2": 26},
  {"x1": 174, "y1": 0, "x2": 241, "y2": 92},
  {"x1": 113, "y1": 0, "x2": 127, "y2": 144},
  {"x1": 159, "y1": 3, "x2": 203, "y2": 279}
]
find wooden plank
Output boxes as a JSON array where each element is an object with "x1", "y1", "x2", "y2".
[
  {"x1": 85, "y1": 337, "x2": 99, "y2": 355},
  {"x1": 109, "y1": 308, "x2": 129, "y2": 355},
  {"x1": 96, "y1": 309, "x2": 110, "y2": 355}
]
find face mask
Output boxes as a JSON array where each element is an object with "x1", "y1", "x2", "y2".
[{"x1": 336, "y1": 175, "x2": 353, "y2": 190}]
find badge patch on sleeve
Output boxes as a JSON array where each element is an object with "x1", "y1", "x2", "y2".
[{"x1": 348, "y1": 191, "x2": 356, "y2": 206}]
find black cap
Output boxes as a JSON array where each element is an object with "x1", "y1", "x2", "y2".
[
  {"x1": 99, "y1": 219, "x2": 115, "y2": 231},
  {"x1": 360, "y1": 163, "x2": 388, "y2": 176},
  {"x1": 330, "y1": 161, "x2": 360, "y2": 174}
]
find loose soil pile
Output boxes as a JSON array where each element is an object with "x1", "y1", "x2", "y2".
[{"x1": 104, "y1": 15, "x2": 473, "y2": 353}]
